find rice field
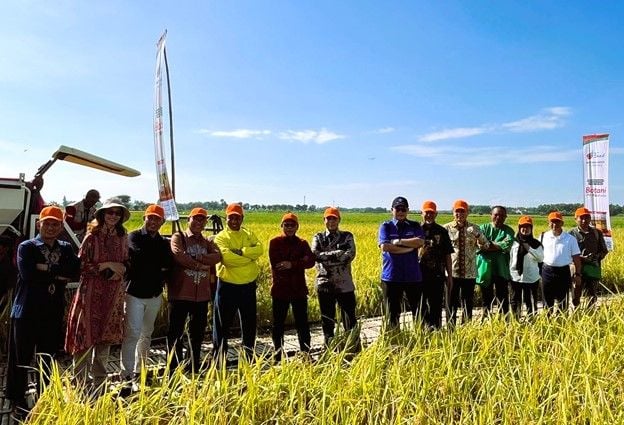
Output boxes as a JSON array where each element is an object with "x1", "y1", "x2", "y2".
[{"x1": 29, "y1": 296, "x2": 624, "y2": 424}]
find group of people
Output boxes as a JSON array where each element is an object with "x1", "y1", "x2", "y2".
[
  {"x1": 5, "y1": 193, "x2": 609, "y2": 418},
  {"x1": 379, "y1": 196, "x2": 609, "y2": 330},
  {"x1": 5, "y1": 199, "x2": 360, "y2": 418}
]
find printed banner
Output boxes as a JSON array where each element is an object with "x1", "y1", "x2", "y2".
[
  {"x1": 582, "y1": 133, "x2": 613, "y2": 250},
  {"x1": 154, "y1": 31, "x2": 179, "y2": 221}
]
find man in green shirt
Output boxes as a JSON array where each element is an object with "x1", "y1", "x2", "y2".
[{"x1": 476, "y1": 206, "x2": 515, "y2": 317}]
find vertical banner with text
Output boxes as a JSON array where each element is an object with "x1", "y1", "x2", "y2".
[
  {"x1": 154, "y1": 31, "x2": 179, "y2": 221},
  {"x1": 582, "y1": 133, "x2": 613, "y2": 250}
]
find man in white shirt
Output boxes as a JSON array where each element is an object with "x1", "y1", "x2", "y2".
[{"x1": 540, "y1": 211, "x2": 582, "y2": 311}]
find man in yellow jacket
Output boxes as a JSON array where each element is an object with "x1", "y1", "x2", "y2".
[{"x1": 212, "y1": 203, "x2": 263, "y2": 361}]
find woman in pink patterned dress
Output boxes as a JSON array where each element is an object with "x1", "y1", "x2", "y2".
[{"x1": 65, "y1": 199, "x2": 130, "y2": 387}]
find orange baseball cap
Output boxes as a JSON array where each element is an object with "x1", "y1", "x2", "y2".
[
  {"x1": 575, "y1": 207, "x2": 592, "y2": 218},
  {"x1": 189, "y1": 207, "x2": 208, "y2": 218},
  {"x1": 39, "y1": 206, "x2": 63, "y2": 222},
  {"x1": 453, "y1": 199, "x2": 469, "y2": 211},
  {"x1": 422, "y1": 201, "x2": 437, "y2": 212},
  {"x1": 324, "y1": 207, "x2": 340, "y2": 219},
  {"x1": 518, "y1": 215, "x2": 533, "y2": 226},
  {"x1": 281, "y1": 212, "x2": 298, "y2": 224},
  {"x1": 548, "y1": 211, "x2": 563, "y2": 223},
  {"x1": 225, "y1": 203, "x2": 244, "y2": 216},
  {"x1": 144, "y1": 204, "x2": 165, "y2": 219}
]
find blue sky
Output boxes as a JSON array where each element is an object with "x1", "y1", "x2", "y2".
[{"x1": 1, "y1": 1, "x2": 623, "y2": 209}]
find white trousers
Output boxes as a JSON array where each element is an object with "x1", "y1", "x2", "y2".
[{"x1": 120, "y1": 293, "x2": 162, "y2": 379}]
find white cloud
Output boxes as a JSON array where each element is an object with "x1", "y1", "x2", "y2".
[
  {"x1": 278, "y1": 128, "x2": 346, "y2": 144},
  {"x1": 200, "y1": 129, "x2": 271, "y2": 139},
  {"x1": 417, "y1": 127, "x2": 489, "y2": 142},
  {"x1": 374, "y1": 127, "x2": 396, "y2": 134},
  {"x1": 501, "y1": 107, "x2": 571, "y2": 133},
  {"x1": 417, "y1": 107, "x2": 572, "y2": 142},
  {"x1": 392, "y1": 143, "x2": 580, "y2": 167}
]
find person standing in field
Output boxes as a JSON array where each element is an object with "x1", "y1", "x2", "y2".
[
  {"x1": 569, "y1": 207, "x2": 609, "y2": 307},
  {"x1": 213, "y1": 203, "x2": 263, "y2": 361},
  {"x1": 65, "y1": 199, "x2": 130, "y2": 390},
  {"x1": 443, "y1": 200, "x2": 489, "y2": 325},
  {"x1": 7, "y1": 206, "x2": 80, "y2": 418},
  {"x1": 269, "y1": 212, "x2": 315, "y2": 361},
  {"x1": 378, "y1": 197, "x2": 426, "y2": 328},
  {"x1": 509, "y1": 216, "x2": 543, "y2": 318},
  {"x1": 476, "y1": 206, "x2": 515, "y2": 317},
  {"x1": 120, "y1": 204, "x2": 173, "y2": 382},
  {"x1": 540, "y1": 211, "x2": 582, "y2": 312},
  {"x1": 418, "y1": 201, "x2": 453, "y2": 329},
  {"x1": 65, "y1": 189, "x2": 100, "y2": 241},
  {"x1": 311, "y1": 207, "x2": 359, "y2": 347},
  {"x1": 167, "y1": 207, "x2": 222, "y2": 373}
]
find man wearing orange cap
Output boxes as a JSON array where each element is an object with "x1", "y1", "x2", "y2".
[
  {"x1": 443, "y1": 200, "x2": 489, "y2": 325},
  {"x1": 419, "y1": 201, "x2": 454, "y2": 329},
  {"x1": 476, "y1": 206, "x2": 515, "y2": 317},
  {"x1": 120, "y1": 205, "x2": 173, "y2": 383},
  {"x1": 509, "y1": 216, "x2": 543, "y2": 318},
  {"x1": 168, "y1": 207, "x2": 222, "y2": 372},
  {"x1": 312, "y1": 206, "x2": 358, "y2": 347},
  {"x1": 7, "y1": 206, "x2": 80, "y2": 417},
  {"x1": 569, "y1": 207, "x2": 608, "y2": 307},
  {"x1": 378, "y1": 196, "x2": 426, "y2": 328},
  {"x1": 540, "y1": 211, "x2": 582, "y2": 311},
  {"x1": 269, "y1": 212, "x2": 315, "y2": 361},
  {"x1": 213, "y1": 203, "x2": 263, "y2": 361}
]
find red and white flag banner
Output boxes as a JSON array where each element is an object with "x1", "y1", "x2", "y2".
[
  {"x1": 154, "y1": 31, "x2": 179, "y2": 221},
  {"x1": 582, "y1": 133, "x2": 613, "y2": 251}
]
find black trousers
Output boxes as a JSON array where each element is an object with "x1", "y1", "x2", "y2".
[
  {"x1": 423, "y1": 274, "x2": 445, "y2": 329},
  {"x1": 510, "y1": 280, "x2": 539, "y2": 318},
  {"x1": 573, "y1": 277, "x2": 599, "y2": 307},
  {"x1": 271, "y1": 297, "x2": 310, "y2": 353},
  {"x1": 212, "y1": 280, "x2": 257, "y2": 359},
  {"x1": 7, "y1": 310, "x2": 62, "y2": 403},
  {"x1": 381, "y1": 281, "x2": 425, "y2": 328},
  {"x1": 317, "y1": 290, "x2": 357, "y2": 344},
  {"x1": 448, "y1": 278, "x2": 475, "y2": 324},
  {"x1": 541, "y1": 265, "x2": 571, "y2": 311},
  {"x1": 167, "y1": 300, "x2": 209, "y2": 372},
  {"x1": 481, "y1": 276, "x2": 510, "y2": 316}
]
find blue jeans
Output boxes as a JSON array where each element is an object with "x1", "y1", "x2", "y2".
[{"x1": 212, "y1": 280, "x2": 257, "y2": 359}]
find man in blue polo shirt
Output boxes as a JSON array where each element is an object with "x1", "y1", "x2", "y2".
[{"x1": 378, "y1": 196, "x2": 426, "y2": 328}]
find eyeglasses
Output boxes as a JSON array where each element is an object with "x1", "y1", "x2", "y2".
[
  {"x1": 394, "y1": 207, "x2": 407, "y2": 212},
  {"x1": 105, "y1": 210, "x2": 123, "y2": 217}
]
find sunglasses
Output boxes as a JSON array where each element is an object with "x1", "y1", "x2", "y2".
[
  {"x1": 394, "y1": 206, "x2": 407, "y2": 212},
  {"x1": 105, "y1": 210, "x2": 123, "y2": 217}
]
